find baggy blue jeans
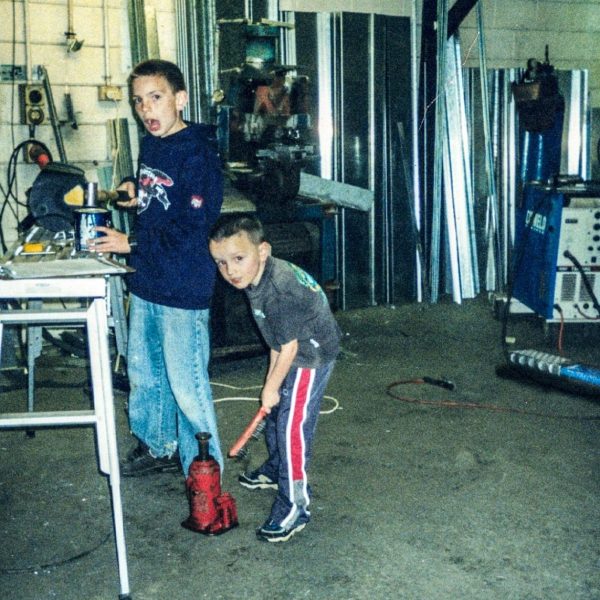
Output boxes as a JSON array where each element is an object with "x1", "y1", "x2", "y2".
[
  {"x1": 258, "y1": 360, "x2": 335, "y2": 528},
  {"x1": 126, "y1": 294, "x2": 223, "y2": 476}
]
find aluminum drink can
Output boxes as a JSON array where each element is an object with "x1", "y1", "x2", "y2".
[{"x1": 74, "y1": 208, "x2": 111, "y2": 251}]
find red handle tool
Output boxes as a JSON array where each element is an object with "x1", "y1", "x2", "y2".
[{"x1": 228, "y1": 406, "x2": 268, "y2": 458}]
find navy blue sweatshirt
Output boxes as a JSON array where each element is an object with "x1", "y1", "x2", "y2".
[{"x1": 128, "y1": 123, "x2": 223, "y2": 309}]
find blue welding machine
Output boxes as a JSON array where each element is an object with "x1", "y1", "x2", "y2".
[
  {"x1": 512, "y1": 182, "x2": 600, "y2": 322},
  {"x1": 505, "y1": 182, "x2": 600, "y2": 396}
]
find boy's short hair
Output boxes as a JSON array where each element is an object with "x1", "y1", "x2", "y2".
[
  {"x1": 209, "y1": 214, "x2": 265, "y2": 245},
  {"x1": 129, "y1": 59, "x2": 186, "y2": 94}
]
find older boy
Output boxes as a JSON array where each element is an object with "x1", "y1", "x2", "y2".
[
  {"x1": 209, "y1": 214, "x2": 341, "y2": 542},
  {"x1": 91, "y1": 59, "x2": 224, "y2": 478}
]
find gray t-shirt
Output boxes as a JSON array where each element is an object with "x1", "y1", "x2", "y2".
[{"x1": 245, "y1": 256, "x2": 342, "y2": 368}]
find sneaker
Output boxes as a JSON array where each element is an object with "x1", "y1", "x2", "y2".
[
  {"x1": 256, "y1": 519, "x2": 306, "y2": 543},
  {"x1": 238, "y1": 470, "x2": 278, "y2": 490},
  {"x1": 121, "y1": 443, "x2": 181, "y2": 477}
]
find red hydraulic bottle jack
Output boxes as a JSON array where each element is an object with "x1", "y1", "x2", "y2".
[{"x1": 181, "y1": 432, "x2": 238, "y2": 535}]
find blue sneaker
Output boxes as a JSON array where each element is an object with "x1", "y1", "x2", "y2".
[{"x1": 256, "y1": 519, "x2": 306, "y2": 543}]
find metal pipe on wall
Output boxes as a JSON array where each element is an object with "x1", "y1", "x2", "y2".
[
  {"x1": 456, "y1": 38, "x2": 479, "y2": 297},
  {"x1": 444, "y1": 35, "x2": 478, "y2": 300},
  {"x1": 336, "y1": 14, "x2": 347, "y2": 309},
  {"x1": 67, "y1": 0, "x2": 74, "y2": 36},
  {"x1": 187, "y1": 1, "x2": 200, "y2": 121},
  {"x1": 507, "y1": 69, "x2": 518, "y2": 269},
  {"x1": 337, "y1": 13, "x2": 345, "y2": 185},
  {"x1": 317, "y1": 13, "x2": 333, "y2": 180},
  {"x1": 280, "y1": 11, "x2": 296, "y2": 69},
  {"x1": 128, "y1": 0, "x2": 149, "y2": 66},
  {"x1": 23, "y1": 0, "x2": 33, "y2": 83},
  {"x1": 175, "y1": 0, "x2": 215, "y2": 124},
  {"x1": 410, "y1": 0, "x2": 423, "y2": 302},
  {"x1": 368, "y1": 14, "x2": 376, "y2": 306},
  {"x1": 175, "y1": 1, "x2": 187, "y2": 99},
  {"x1": 103, "y1": 0, "x2": 111, "y2": 84},
  {"x1": 202, "y1": 1, "x2": 217, "y2": 114},
  {"x1": 566, "y1": 70, "x2": 590, "y2": 178},
  {"x1": 503, "y1": 70, "x2": 516, "y2": 281},
  {"x1": 381, "y1": 25, "x2": 392, "y2": 305},
  {"x1": 476, "y1": 2, "x2": 500, "y2": 293},
  {"x1": 441, "y1": 110, "x2": 461, "y2": 302},
  {"x1": 429, "y1": 0, "x2": 448, "y2": 302},
  {"x1": 65, "y1": 0, "x2": 83, "y2": 52},
  {"x1": 581, "y1": 70, "x2": 590, "y2": 179},
  {"x1": 267, "y1": 0, "x2": 279, "y2": 22},
  {"x1": 567, "y1": 71, "x2": 582, "y2": 176}
]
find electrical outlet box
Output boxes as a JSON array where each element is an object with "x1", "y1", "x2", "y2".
[
  {"x1": 98, "y1": 85, "x2": 123, "y2": 101},
  {"x1": 0, "y1": 64, "x2": 26, "y2": 81},
  {"x1": 19, "y1": 83, "x2": 47, "y2": 125}
]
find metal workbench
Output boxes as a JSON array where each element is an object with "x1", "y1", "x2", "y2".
[{"x1": 0, "y1": 250, "x2": 133, "y2": 599}]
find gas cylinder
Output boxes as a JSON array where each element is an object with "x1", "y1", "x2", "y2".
[{"x1": 181, "y1": 432, "x2": 238, "y2": 535}]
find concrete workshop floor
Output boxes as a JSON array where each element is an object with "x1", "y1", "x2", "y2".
[{"x1": 1, "y1": 296, "x2": 599, "y2": 600}]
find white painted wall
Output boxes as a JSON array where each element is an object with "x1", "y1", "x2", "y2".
[
  {"x1": 282, "y1": 0, "x2": 600, "y2": 107},
  {"x1": 0, "y1": 0, "x2": 177, "y2": 245},
  {"x1": 1, "y1": 0, "x2": 599, "y2": 245},
  {"x1": 458, "y1": 0, "x2": 600, "y2": 108}
]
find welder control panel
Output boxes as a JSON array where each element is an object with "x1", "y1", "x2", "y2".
[
  {"x1": 513, "y1": 184, "x2": 600, "y2": 321},
  {"x1": 557, "y1": 195, "x2": 600, "y2": 268}
]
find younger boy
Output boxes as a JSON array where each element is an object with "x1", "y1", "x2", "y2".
[{"x1": 209, "y1": 214, "x2": 342, "y2": 543}]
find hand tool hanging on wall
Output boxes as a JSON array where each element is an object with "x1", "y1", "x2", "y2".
[
  {"x1": 64, "y1": 90, "x2": 78, "y2": 130},
  {"x1": 38, "y1": 66, "x2": 67, "y2": 163},
  {"x1": 64, "y1": 0, "x2": 84, "y2": 52},
  {"x1": 63, "y1": 0, "x2": 83, "y2": 130}
]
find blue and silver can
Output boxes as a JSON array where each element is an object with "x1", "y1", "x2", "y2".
[{"x1": 74, "y1": 208, "x2": 111, "y2": 252}]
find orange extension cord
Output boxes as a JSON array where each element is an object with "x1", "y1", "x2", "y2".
[{"x1": 386, "y1": 378, "x2": 599, "y2": 421}]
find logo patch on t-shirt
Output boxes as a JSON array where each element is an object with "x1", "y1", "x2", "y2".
[
  {"x1": 190, "y1": 195, "x2": 204, "y2": 208},
  {"x1": 289, "y1": 263, "x2": 327, "y2": 303}
]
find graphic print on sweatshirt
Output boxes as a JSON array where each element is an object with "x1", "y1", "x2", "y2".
[{"x1": 138, "y1": 164, "x2": 174, "y2": 212}]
